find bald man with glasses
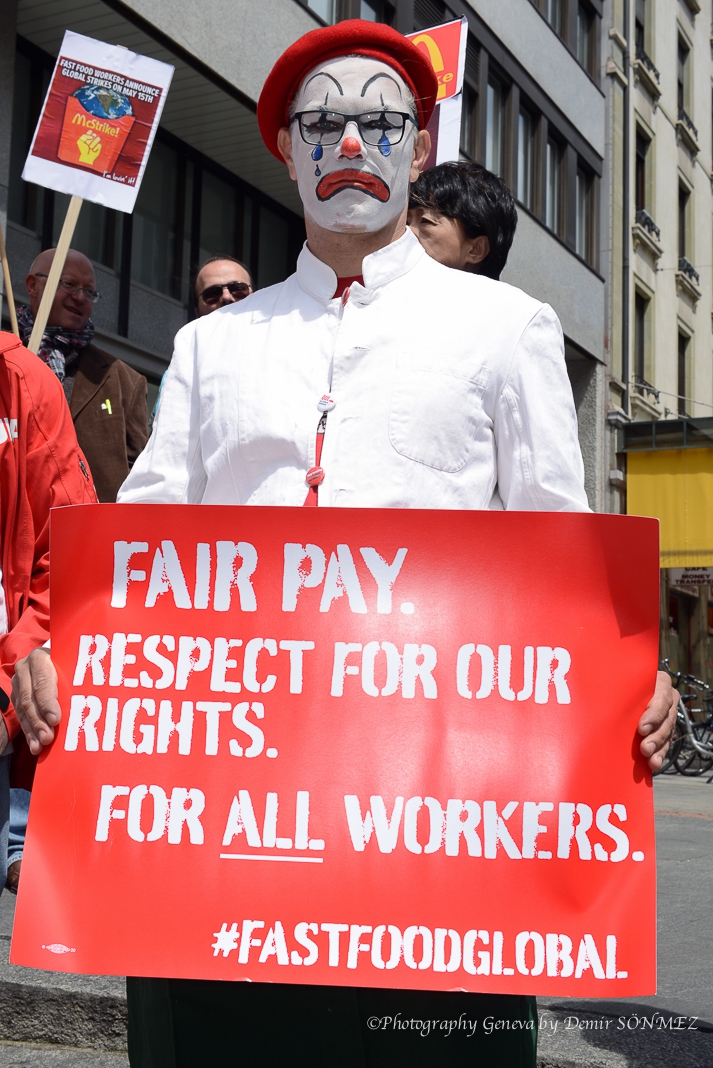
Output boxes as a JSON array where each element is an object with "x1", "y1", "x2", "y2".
[
  {"x1": 21, "y1": 248, "x2": 148, "y2": 504},
  {"x1": 194, "y1": 255, "x2": 253, "y2": 318}
]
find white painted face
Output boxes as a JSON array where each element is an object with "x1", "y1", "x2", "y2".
[{"x1": 288, "y1": 56, "x2": 418, "y2": 233}]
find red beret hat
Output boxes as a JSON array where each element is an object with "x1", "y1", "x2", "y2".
[{"x1": 257, "y1": 19, "x2": 439, "y2": 161}]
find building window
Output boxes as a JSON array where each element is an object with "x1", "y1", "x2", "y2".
[
  {"x1": 635, "y1": 130, "x2": 650, "y2": 213},
  {"x1": 8, "y1": 47, "x2": 49, "y2": 238},
  {"x1": 575, "y1": 165, "x2": 594, "y2": 263},
  {"x1": 678, "y1": 185, "x2": 690, "y2": 260},
  {"x1": 53, "y1": 194, "x2": 123, "y2": 275},
  {"x1": 677, "y1": 333, "x2": 689, "y2": 415},
  {"x1": 359, "y1": 0, "x2": 394, "y2": 20},
  {"x1": 517, "y1": 108, "x2": 535, "y2": 210},
  {"x1": 459, "y1": 37, "x2": 480, "y2": 161},
  {"x1": 577, "y1": 2, "x2": 596, "y2": 76},
  {"x1": 304, "y1": 0, "x2": 336, "y2": 23},
  {"x1": 677, "y1": 38, "x2": 690, "y2": 114},
  {"x1": 634, "y1": 292, "x2": 649, "y2": 383},
  {"x1": 545, "y1": 138, "x2": 564, "y2": 236},
  {"x1": 258, "y1": 206, "x2": 291, "y2": 289},
  {"x1": 535, "y1": 0, "x2": 564, "y2": 37},
  {"x1": 485, "y1": 77, "x2": 505, "y2": 176},
  {"x1": 635, "y1": 0, "x2": 647, "y2": 53},
  {"x1": 460, "y1": 84, "x2": 478, "y2": 160},
  {"x1": 546, "y1": 0, "x2": 563, "y2": 35},
  {"x1": 414, "y1": 0, "x2": 450, "y2": 30},
  {"x1": 131, "y1": 139, "x2": 186, "y2": 299},
  {"x1": 200, "y1": 170, "x2": 251, "y2": 274}
]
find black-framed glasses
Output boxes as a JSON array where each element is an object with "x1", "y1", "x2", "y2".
[
  {"x1": 293, "y1": 111, "x2": 416, "y2": 148},
  {"x1": 35, "y1": 274, "x2": 101, "y2": 303},
  {"x1": 200, "y1": 281, "x2": 252, "y2": 305}
]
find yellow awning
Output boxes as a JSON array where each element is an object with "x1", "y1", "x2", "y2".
[{"x1": 627, "y1": 446, "x2": 713, "y2": 567}]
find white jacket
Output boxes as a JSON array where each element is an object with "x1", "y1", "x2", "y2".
[{"x1": 119, "y1": 228, "x2": 588, "y2": 512}]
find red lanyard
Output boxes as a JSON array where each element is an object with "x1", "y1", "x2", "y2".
[{"x1": 302, "y1": 276, "x2": 363, "y2": 507}]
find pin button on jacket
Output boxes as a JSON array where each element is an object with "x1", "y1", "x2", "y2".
[
  {"x1": 317, "y1": 395, "x2": 336, "y2": 412},
  {"x1": 305, "y1": 466, "x2": 325, "y2": 486}
]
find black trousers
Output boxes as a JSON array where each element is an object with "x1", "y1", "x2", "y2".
[{"x1": 127, "y1": 978, "x2": 537, "y2": 1068}]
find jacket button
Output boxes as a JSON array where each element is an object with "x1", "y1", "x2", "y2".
[
  {"x1": 306, "y1": 466, "x2": 325, "y2": 486},
  {"x1": 317, "y1": 394, "x2": 336, "y2": 412}
]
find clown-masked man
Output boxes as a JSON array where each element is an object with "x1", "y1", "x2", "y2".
[{"x1": 13, "y1": 18, "x2": 677, "y2": 1068}]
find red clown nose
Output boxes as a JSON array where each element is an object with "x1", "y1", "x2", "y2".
[{"x1": 341, "y1": 136, "x2": 362, "y2": 158}]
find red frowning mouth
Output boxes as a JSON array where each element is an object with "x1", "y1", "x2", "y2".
[{"x1": 316, "y1": 169, "x2": 390, "y2": 203}]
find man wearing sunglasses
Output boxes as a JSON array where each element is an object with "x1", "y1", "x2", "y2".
[
  {"x1": 21, "y1": 248, "x2": 148, "y2": 504},
  {"x1": 194, "y1": 255, "x2": 253, "y2": 318},
  {"x1": 149, "y1": 256, "x2": 253, "y2": 422},
  {"x1": 14, "y1": 18, "x2": 676, "y2": 1068}
]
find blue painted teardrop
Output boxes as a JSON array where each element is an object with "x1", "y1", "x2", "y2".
[
  {"x1": 378, "y1": 133, "x2": 391, "y2": 157},
  {"x1": 312, "y1": 145, "x2": 323, "y2": 161},
  {"x1": 315, "y1": 164, "x2": 321, "y2": 176}
]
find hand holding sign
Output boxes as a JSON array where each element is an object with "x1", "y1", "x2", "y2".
[{"x1": 12, "y1": 648, "x2": 61, "y2": 755}]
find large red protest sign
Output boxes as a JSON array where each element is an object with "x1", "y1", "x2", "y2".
[{"x1": 12, "y1": 505, "x2": 659, "y2": 996}]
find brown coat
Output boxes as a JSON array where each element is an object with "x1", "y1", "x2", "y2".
[{"x1": 70, "y1": 343, "x2": 148, "y2": 502}]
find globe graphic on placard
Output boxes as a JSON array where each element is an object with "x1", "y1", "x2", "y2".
[{"x1": 73, "y1": 85, "x2": 133, "y2": 119}]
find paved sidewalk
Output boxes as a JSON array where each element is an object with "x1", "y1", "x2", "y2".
[{"x1": 0, "y1": 1041, "x2": 128, "y2": 1066}]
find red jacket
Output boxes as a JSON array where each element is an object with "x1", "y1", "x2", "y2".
[{"x1": 0, "y1": 332, "x2": 97, "y2": 782}]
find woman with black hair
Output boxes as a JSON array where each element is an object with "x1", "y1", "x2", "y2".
[{"x1": 408, "y1": 161, "x2": 518, "y2": 280}]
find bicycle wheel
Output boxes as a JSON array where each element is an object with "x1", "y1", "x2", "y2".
[
  {"x1": 675, "y1": 723, "x2": 713, "y2": 776},
  {"x1": 656, "y1": 713, "x2": 685, "y2": 775}
]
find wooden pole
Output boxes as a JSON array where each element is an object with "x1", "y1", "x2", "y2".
[
  {"x1": 27, "y1": 195, "x2": 83, "y2": 354},
  {"x1": 0, "y1": 218, "x2": 19, "y2": 337}
]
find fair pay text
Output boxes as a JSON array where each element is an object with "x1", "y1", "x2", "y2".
[{"x1": 59, "y1": 537, "x2": 646, "y2": 869}]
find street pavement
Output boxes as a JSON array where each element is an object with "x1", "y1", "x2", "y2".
[
  {"x1": 0, "y1": 1044, "x2": 127, "y2": 1066},
  {"x1": 0, "y1": 774, "x2": 711, "y2": 1066}
]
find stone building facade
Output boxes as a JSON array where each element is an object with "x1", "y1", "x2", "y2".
[{"x1": 604, "y1": 0, "x2": 713, "y2": 679}]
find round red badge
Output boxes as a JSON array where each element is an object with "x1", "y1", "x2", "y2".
[{"x1": 306, "y1": 466, "x2": 325, "y2": 486}]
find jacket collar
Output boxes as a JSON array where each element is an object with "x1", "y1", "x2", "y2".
[{"x1": 296, "y1": 226, "x2": 425, "y2": 304}]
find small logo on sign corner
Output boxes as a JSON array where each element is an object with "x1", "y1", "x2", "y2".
[{"x1": 42, "y1": 943, "x2": 76, "y2": 954}]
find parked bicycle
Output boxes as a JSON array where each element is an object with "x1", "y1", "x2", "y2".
[{"x1": 657, "y1": 660, "x2": 713, "y2": 778}]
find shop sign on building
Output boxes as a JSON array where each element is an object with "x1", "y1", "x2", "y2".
[{"x1": 669, "y1": 568, "x2": 713, "y2": 590}]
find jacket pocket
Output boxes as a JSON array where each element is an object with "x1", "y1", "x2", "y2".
[{"x1": 388, "y1": 360, "x2": 490, "y2": 473}]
